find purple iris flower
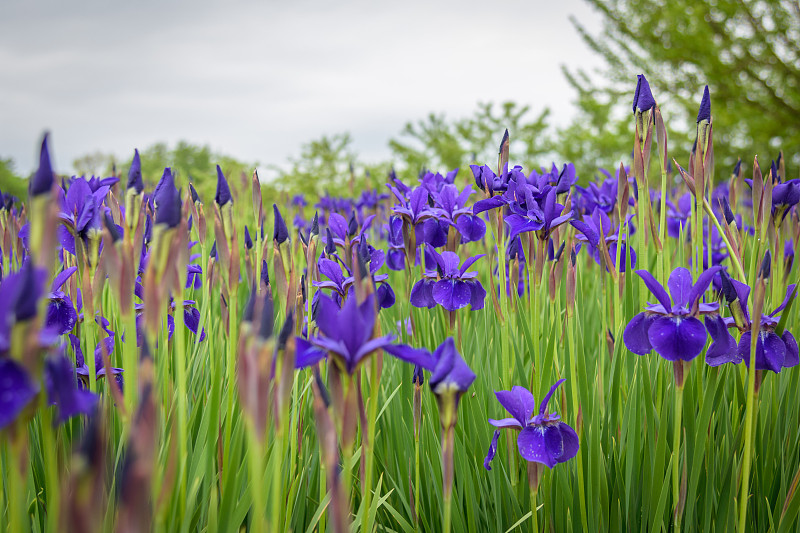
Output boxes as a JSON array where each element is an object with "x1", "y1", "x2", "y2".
[
  {"x1": 315, "y1": 244, "x2": 394, "y2": 309},
  {"x1": 484, "y1": 379, "x2": 579, "y2": 469},
  {"x1": 575, "y1": 177, "x2": 618, "y2": 215},
  {"x1": 0, "y1": 261, "x2": 47, "y2": 352},
  {"x1": 45, "y1": 353, "x2": 98, "y2": 424},
  {"x1": 623, "y1": 267, "x2": 722, "y2": 362},
  {"x1": 420, "y1": 169, "x2": 459, "y2": 195},
  {"x1": 0, "y1": 358, "x2": 39, "y2": 429},
  {"x1": 507, "y1": 186, "x2": 573, "y2": 242},
  {"x1": 470, "y1": 164, "x2": 510, "y2": 195},
  {"x1": 729, "y1": 281, "x2": 798, "y2": 373},
  {"x1": 430, "y1": 183, "x2": 486, "y2": 244},
  {"x1": 69, "y1": 334, "x2": 123, "y2": 388},
  {"x1": 785, "y1": 239, "x2": 795, "y2": 276},
  {"x1": 297, "y1": 292, "x2": 405, "y2": 374},
  {"x1": 571, "y1": 208, "x2": 636, "y2": 272},
  {"x1": 385, "y1": 216, "x2": 406, "y2": 271},
  {"x1": 410, "y1": 250, "x2": 485, "y2": 311},
  {"x1": 415, "y1": 219, "x2": 449, "y2": 248},
  {"x1": 771, "y1": 178, "x2": 800, "y2": 223},
  {"x1": 391, "y1": 186, "x2": 435, "y2": 227},
  {"x1": 58, "y1": 177, "x2": 107, "y2": 255},
  {"x1": 385, "y1": 337, "x2": 475, "y2": 396},
  {"x1": 45, "y1": 266, "x2": 79, "y2": 335},
  {"x1": 666, "y1": 193, "x2": 692, "y2": 239}
]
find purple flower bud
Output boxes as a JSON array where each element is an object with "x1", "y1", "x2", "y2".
[
  {"x1": 276, "y1": 309, "x2": 293, "y2": 349},
  {"x1": 104, "y1": 211, "x2": 123, "y2": 243},
  {"x1": 632, "y1": 74, "x2": 656, "y2": 114},
  {"x1": 273, "y1": 204, "x2": 289, "y2": 244},
  {"x1": 347, "y1": 211, "x2": 358, "y2": 237},
  {"x1": 760, "y1": 251, "x2": 771, "y2": 280},
  {"x1": 719, "y1": 269, "x2": 738, "y2": 304},
  {"x1": 31, "y1": 132, "x2": 54, "y2": 197},
  {"x1": 722, "y1": 197, "x2": 735, "y2": 225},
  {"x1": 733, "y1": 159, "x2": 742, "y2": 177},
  {"x1": 324, "y1": 228, "x2": 336, "y2": 256},
  {"x1": 697, "y1": 85, "x2": 711, "y2": 123},
  {"x1": 260, "y1": 259, "x2": 269, "y2": 286},
  {"x1": 189, "y1": 182, "x2": 201, "y2": 204},
  {"x1": 215, "y1": 165, "x2": 232, "y2": 206},
  {"x1": 244, "y1": 226, "x2": 253, "y2": 250},
  {"x1": 127, "y1": 149, "x2": 144, "y2": 194},
  {"x1": 310, "y1": 212, "x2": 319, "y2": 238},
  {"x1": 154, "y1": 169, "x2": 181, "y2": 228}
]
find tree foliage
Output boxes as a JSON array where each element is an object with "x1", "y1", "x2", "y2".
[{"x1": 570, "y1": 0, "x2": 800, "y2": 172}]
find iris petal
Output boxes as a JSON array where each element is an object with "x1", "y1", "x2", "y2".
[{"x1": 647, "y1": 316, "x2": 707, "y2": 361}]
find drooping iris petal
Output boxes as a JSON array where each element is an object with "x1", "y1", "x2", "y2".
[
  {"x1": 376, "y1": 282, "x2": 395, "y2": 309},
  {"x1": 739, "y1": 331, "x2": 786, "y2": 373},
  {"x1": 0, "y1": 359, "x2": 39, "y2": 429},
  {"x1": 468, "y1": 281, "x2": 486, "y2": 310},
  {"x1": 484, "y1": 429, "x2": 501, "y2": 471},
  {"x1": 45, "y1": 297, "x2": 78, "y2": 335},
  {"x1": 456, "y1": 215, "x2": 486, "y2": 243},
  {"x1": 704, "y1": 315, "x2": 741, "y2": 366},
  {"x1": 518, "y1": 426, "x2": 555, "y2": 468},
  {"x1": 45, "y1": 355, "x2": 98, "y2": 424},
  {"x1": 410, "y1": 279, "x2": 436, "y2": 308},
  {"x1": 647, "y1": 316, "x2": 707, "y2": 361},
  {"x1": 543, "y1": 423, "x2": 580, "y2": 465},
  {"x1": 782, "y1": 331, "x2": 799, "y2": 368},
  {"x1": 432, "y1": 279, "x2": 471, "y2": 311},
  {"x1": 295, "y1": 337, "x2": 327, "y2": 368},
  {"x1": 623, "y1": 312, "x2": 655, "y2": 355}
]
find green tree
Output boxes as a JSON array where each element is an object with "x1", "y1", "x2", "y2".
[
  {"x1": 0, "y1": 157, "x2": 27, "y2": 199},
  {"x1": 389, "y1": 102, "x2": 554, "y2": 175},
  {"x1": 569, "y1": 0, "x2": 800, "y2": 173}
]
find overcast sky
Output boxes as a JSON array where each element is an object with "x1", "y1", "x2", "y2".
[{"x1": 0, "y1": 0, "x2": 604, "y2": 179}]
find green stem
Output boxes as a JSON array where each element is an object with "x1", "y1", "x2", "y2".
[
  {"x1": 530, "y1": 486, "x2": 538, "y2": 533},
  {"x1": 567, "y1": 305, "x2": 588, "y2": 532},
  {"x1": 40, "y1": 407, "x2": 59, "y2": 533},
  {"x1": 361, "y1": 357, "x2": 380, "y2": 533},
  {"x1": 738, "y1": 324, "x2": 760, "y2": 532},
  {"x1": 414, "y1": 429, "x2": 421, "y2": 529},
  {"x1": 174, "y1": 286, "x2": 188, "y2": 515},
  {"x1": 673, "y1": 363, "x2": 685, "y2": 532}
]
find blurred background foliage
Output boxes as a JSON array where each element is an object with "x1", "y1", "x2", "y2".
[{"x1": 1, "y1": 0, "x2": 797, "y2": 200}]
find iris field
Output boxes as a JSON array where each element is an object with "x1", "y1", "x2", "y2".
[{"x1": 1, "y1": 75, "x2": 800, "y2": 532}]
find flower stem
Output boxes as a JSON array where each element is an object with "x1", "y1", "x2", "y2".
[
  {"x1": 673, "y1": 361, "x2": 686, "y2": 532},
  {"x1": 442, "y1": 423, "x2": 455, "y2": 533},
  {"x1": 738, "y1": 314, "x2": 761, "y2": 532}
]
